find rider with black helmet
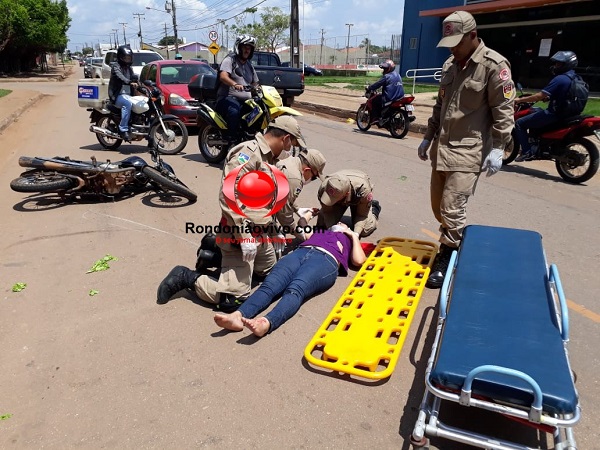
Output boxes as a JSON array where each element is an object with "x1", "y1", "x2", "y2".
[
  {"x1": 108, "y1": 45, "x2": 138, "y2": 142},
  {"x1": 514, "y1": 50, "x2": 588, "y2": 161},
  {"x1": 216, "y1": 35, "x2": 260, "y2": 143},
  {"x1": 366, "y1": 59, "x2": 405, "y2": 125}
]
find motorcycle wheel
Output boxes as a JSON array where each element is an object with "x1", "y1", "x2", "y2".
[
  {"x1": 96, "y1": 115, "x2": 123, "y2": 150},
  {"x1": 555, "y1": 137, "x2": 600, "y2": 184},
  {"x1": 503, "y1": 129, "x2": 520, "y2": 165},
  {"x1": 10, "y1": 172, "x2": 74, "y2": 193},
  {"x1": 142, "y1": 166, "x2": 198, "y2": 202},
  {"x1": 198, "y1": 123, "x2": 229, "y2": 164},
  {"x1": 356, "y1": 105, "x2": 371, "y2": 131},
  {"x1": 150, "y1": 118, "x2": 189, "y2": 155},
  {"x1": 389, "y1": 111, "x2": 410, "y2": 139}
]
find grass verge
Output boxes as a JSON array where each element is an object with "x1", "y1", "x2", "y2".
[{"x1": 0, "y1": 89, "x2": 12, "y2": 98}]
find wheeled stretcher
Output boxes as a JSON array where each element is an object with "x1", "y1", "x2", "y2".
[{"x1": 411, "y1": 225, "x2": 580, "y2": 449}]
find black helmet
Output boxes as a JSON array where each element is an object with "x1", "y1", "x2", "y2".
[
  {"x1": 117, "y1": 45, "x2": 133, "y2": 66},
  {"x1": 379, "y1": 59, "x2": 395, "y2": 75},
  {"x1": 550, "y1": 50, "x2": 577, "y2": 75},
  {"x1": 234, "y1": 35, "x2": 256, "y2": 60}
]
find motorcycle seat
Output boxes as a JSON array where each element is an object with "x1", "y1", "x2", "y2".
[
  {"x1": 532, "y1": 114, "x2": 594, "y2": 135},
  {"x1": 391, "y1": 95, "x2": 415, "y2": 107}
]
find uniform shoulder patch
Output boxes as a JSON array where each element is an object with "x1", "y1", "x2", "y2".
[
  {"x1": 503, "y1": 81, "x2": 515, "y2": 100},
  {"x1": 499, "y1": 68, "x2": 511, "y2": 81},
  {"x1": 237, "y1": 152, "x2": 251, "y2": 165}
]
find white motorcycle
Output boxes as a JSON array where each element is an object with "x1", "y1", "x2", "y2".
[{"x1": 88, "y1": 80, "x2": 188, "y2": 155}]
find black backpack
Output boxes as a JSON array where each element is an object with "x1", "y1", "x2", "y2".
[{"x1": 560, "y1": 73, "x2": 589, "y2": 117}]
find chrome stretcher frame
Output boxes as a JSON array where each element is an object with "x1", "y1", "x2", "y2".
[{"x1": 411, "y1": 225, "x2": 580, "y2": 450}]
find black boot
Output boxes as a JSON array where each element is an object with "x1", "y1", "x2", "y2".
[
  {"x1": 156, "y1": 265, "x2": 200, "y2": 304},
  {"x1": 371, "y1": 199, "x2": 381, "y2": 220},
  {"x1": 216, "y1": 293, "x2": 244, "y2": 313},
  {"x1": 426, "y1": 244, "x2": 455, "y2": 289}
]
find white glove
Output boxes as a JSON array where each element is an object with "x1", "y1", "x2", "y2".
[
  {"x1": 297, "y1": 207, "x2": 314, "y2": 217},
  {"x1": 273, "y1": 234, "x2": 286, "y2": 258},
  {"x1": 418, "y1": 139, "x2": 431, "y2": 161},
  {"x1": 482, "y1": 148, "x2": 503, "y2": 177},
  {"x1": 240, "y1": 241, "x2": 258, "y2": 262}
]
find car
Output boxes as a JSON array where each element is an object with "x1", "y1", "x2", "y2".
[
  {"x1": 190, "y1": 57, "x2": 209, "y2": 64},
  {"x1": 100, "y1": 49, "x2": 164, "y2": 79},
  {"x1": 282, "y1": 62, "x2": 323, "y2": 76},
  {"x1": 139, "y1": 59, "x2": 217, "y2": 127},
  {"x1": 84, "y1": 57, "x2": 103, "y2": 78}
]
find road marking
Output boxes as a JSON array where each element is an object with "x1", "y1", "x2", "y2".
[
  {"x1": 421, "y1": 228, "x2": 600, "y2": 323},
  {"x1": 567, "y1": 300, "x2": 600, "y2": 323}
]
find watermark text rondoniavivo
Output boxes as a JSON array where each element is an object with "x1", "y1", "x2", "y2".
[{"x1": 185, "y1": 222, "x2": 325, "y2": 236}]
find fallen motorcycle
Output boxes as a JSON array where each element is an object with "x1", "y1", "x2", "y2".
[
  {"x1": 356, "y1": 89, "x2": 416, "y2": 139},
  {"x1": 10, "y1": 148, "x2": 197, "y2": 202},
  {"x1": 86, "y1": 80, "x2": 188, "y2": 155},
  {"x1": 188, "y1": 73, "x2": 301, "y2": 163},
  {"x1": 504, "y1": 100, "x2": 600, "y2": 184}
]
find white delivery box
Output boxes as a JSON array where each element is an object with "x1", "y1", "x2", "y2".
[{"x1": 77, "y1": 78, "x2": 109, "y2": 109}]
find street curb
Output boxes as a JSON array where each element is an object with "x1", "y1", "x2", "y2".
[
  {"x1": 0, "y1": 92, "x2": 46, "y2": 134},
  {"x1": 294, "y1": 101, "x2": 428, "y2": 135}
]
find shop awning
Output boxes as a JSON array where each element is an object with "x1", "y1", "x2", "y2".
[{"x1": 419, "y1": 0, "x2": 589, "y2": 17}]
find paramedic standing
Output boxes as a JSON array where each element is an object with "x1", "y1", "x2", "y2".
[{"x1": 417, "y1": 11, "x2": 515, "y2": 289}]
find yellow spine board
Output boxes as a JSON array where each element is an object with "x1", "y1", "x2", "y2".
[{"x1": 304, "y1": 237, "x2": 438, "y2": 380}]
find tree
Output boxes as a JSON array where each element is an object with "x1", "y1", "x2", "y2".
[
  {"x1": 158, "y1": 36, "x2": 183, "y2": 46},
  {"x1": 231, "y1": 7, "x2": 289, "y2": 53},
  {"x1": 82, "y1": 46, "x2": 93, "y2": 56}
]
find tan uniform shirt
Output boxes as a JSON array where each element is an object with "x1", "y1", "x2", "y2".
[
  {"x1": 219, "y1": 133, "x2": 275, "y2": 240},
  {"x1": 275, "y1": 156, "x2": 304, "y2": 230},
  {"x1": 424, "y1": 40, "x2": 515, "y2": 172},
  {"x1": 318, "y1": 169, "x2": 374, "y2": 236}
]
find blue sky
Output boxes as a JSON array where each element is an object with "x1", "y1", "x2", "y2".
[{"x1": 66, "y1": 0, "x2": 405, "y2": 51}]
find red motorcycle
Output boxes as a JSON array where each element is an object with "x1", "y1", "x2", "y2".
[
  {"x1": 504, "y1": 100, "x2": 600, "y2": 184},
  {"x1": 356, "y1": 89, "x2": 416, "y2": 139}
]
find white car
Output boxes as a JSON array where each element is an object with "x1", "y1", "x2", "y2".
[{"x1": 99, "y1": 49, "x2": 163, "y2": 79}]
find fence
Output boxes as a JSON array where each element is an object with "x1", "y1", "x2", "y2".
[{"x1": 405, "y1": 67, "x2": 442, "y2": 95}]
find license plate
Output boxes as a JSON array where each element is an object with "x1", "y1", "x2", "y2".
[{"x1": 405, "y1": 105, "x2": 415, "y2": 111}]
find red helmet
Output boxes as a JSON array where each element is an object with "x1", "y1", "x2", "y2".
[{"x1": 379, "y1": 59, "x2": 395, "y2": 74}]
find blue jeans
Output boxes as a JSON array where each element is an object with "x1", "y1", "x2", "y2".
[
  {"x1": 515, "y1": 107, "x2": 559, "y2": 154},
  {"x1": 238, "y1": 247, "x2": 339, "y2": 332},
  {"x1": 115, "y1": 94, "x2": 135, "y2": 133},
  {"x1": 216, "y1": 96, "x2": 242, "y2": 140}
]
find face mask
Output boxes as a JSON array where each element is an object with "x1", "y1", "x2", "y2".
[
  {"x1": 330, "y1": 224, "x2": 346, "y2": 233},
  {"x1": 278, "y1": 150, "x2": 291, "y2": 160}
]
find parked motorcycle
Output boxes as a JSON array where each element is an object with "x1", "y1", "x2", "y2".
[
  {"x1": 188, "y1": 73, "x2": 301, "y2": 163},
  {"x1": 504, "y1": 99, "x2": 600, "y2": 184},
  {"x1": 356, "y1": 89, "x2": 416, "y2": 139},
  {"x1": 88, "y1": 80, "x2": 188, "y2": 155},
  {"x1": 10, "y1": 148, "x2": 197, "y2": 202}
]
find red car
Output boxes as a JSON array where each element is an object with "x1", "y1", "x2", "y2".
[{"x1": 139, "y1": 59, "x2": 216, "y2": 127}]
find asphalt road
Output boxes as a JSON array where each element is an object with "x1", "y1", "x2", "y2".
[{"x1": 1, "y1": 72, "x2": 599, "y2": 449}]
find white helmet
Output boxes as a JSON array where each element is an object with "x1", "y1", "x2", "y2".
[{"x1": 234, "y1": 35, "x2": 256, "y2": 59}]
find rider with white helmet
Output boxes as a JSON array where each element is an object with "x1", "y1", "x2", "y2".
[
  {"x1": 366, "y1": 59, "x2": 405, "y2": 125},
  {"x1": 216, "y1": 35, "x2": 260, "y2": 143}
]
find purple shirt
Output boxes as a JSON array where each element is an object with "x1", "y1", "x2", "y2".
[{"x1": 300, "y1": 230, "x2": 352, "y2": 275}]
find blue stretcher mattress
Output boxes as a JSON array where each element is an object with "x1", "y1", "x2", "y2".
[{"x1": 430, "y1": 225, "x2": 578, "y2": 415}]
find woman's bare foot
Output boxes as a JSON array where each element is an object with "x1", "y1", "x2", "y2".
[
  {"x1": 241, "y1": 316, "x2": 271, "y2": 337},
  {"x1": 214, "y1": 311, "x2": 243, "y2": 331}
]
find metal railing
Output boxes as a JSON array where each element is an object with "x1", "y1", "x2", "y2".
[{"x1": 405, "y1": 67, "x2": 442, "y2": 95}]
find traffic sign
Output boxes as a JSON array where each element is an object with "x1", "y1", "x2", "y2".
[
  {"x1": 208, "y1": 42, "x2": 220, "y2": 56},
  {"x1": 209, "y1": 30, "x2": 218, "y2": 42}
]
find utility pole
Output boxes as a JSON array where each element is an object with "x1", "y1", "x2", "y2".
[
  {"x1": 345, "y1": 23, "x2": 354, "y2": 66},
  {"x1": 119, "y1": 22, "x2": 128, "y2": 46},
  {"x1": 290, "y1": 0, "x2": 300, "y2": 67},
  {"x1": 319, "y1": 29, "x2": 325, "y2": 66},
  {"x1": 165, "y1": 0, "x2": 179, "y2": 54},
  {"x1": 163, "y1": 23, "x2": 170, "y2": 59},
  {"x1": 133, "y1": 13, "x2": 145, "y2": 49},
  {"x1": 112, "y1": 29, "x2": 119, "y2": 47}
]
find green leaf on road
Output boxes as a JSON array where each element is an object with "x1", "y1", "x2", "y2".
[
  {"x1": 0, "y1": 414, "x2": 12, "y2": 420},
  {"x1": 86, "y1": 255, "x2": 118, "y2": 273},
  {"x1": 89, "y1": 289, "x2": 99, "y2": 296},
  {"x1": 11, "y1": 282, "x2": 27, "y2": 292}
]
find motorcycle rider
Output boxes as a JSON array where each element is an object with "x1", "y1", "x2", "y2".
[
  {"x1": 366, "y1": 59, "x2": 405, "y2": 125},
  {"x1": 108, "y1": 45, "x2": 138, "y2": 142},
  {"x1": 514, "y1": 51, "x2": 586, "y2": 161},
  {"x1": 216, "y1": 35, "x2": 260, "y2": 143}
]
